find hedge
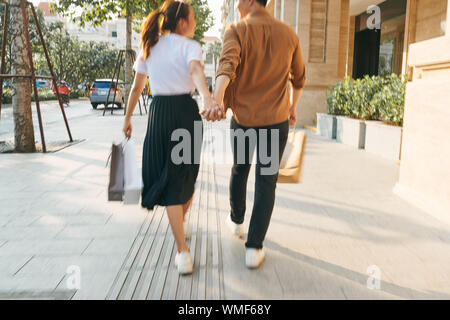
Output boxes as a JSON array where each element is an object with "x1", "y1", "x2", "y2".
[
  {"x1": 1, "y1": 88, "x2": 86, "y2": 104},
  {"x1": 326, "y1": 74, "x2": 407, "y2": 126}
]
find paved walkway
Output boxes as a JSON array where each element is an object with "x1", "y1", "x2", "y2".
[{"x1": 1, "y1": 101, "x2": 450, "y2": 299}]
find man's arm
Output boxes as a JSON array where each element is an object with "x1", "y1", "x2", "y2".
[
  {"x1": 289, "y1": 87, "x2": 303, "y2": 126},
  {"x1": 202, "y1": 24, "x2": 241, "y2": 121},
  {"x1": 289, "y1": 38, "x2": 306, "y2": 126},
  {"x1": 212, "y1": 75, "x2": 230, "y2": 118}
]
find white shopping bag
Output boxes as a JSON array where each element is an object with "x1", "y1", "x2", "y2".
[{"x1": 122, "y1": 138, "x2": 143, "y2": 205}]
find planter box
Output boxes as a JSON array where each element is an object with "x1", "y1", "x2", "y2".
[
  {"x1": 317, "y1": 113, "x2": 336, "y2": 139},
  {"x1": 336, "y1": 116, "x2": 366, "y2": 149},
  {"x1": 365, "y1": 121, "x2": 402, "y2": 161}
]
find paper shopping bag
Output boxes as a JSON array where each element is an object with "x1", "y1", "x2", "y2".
[
  {"x1": 278, "y1": 129, "x2": 307, "y2": 184},
  {"x1": 108, "y1": 142, "x2": 125, "y2": 201},
  {"x1": 123, "y1": 138, "x2": 143, "y2": 205}
]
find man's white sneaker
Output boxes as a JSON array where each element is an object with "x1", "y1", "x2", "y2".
[
  {"x1": 245, "y1": 248, "x2": 266, "y2": 269},
  {"x1": 226, "y1": 215, "x2": 244, "y2": 238},
  {"x1": 175, "y1": 251, "x2": 193, "y2": 275}
]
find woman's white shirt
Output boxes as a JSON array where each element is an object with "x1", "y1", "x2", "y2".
[{"x1": 133, "y1": 33, "x2": 203, "y2": 96}]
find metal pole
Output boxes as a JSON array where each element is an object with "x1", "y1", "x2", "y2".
[
  {"x1": 105, "y1": 50, "x2": 120, "y2": 116},
  {"x1": 0, "y1": 3, "x2": 9, "y2": 119},
  {"x1": 129, "y1": 50, "x2": 142, "y2": 116},
  {"x1": 112, "y1": 51, "x2": 124, "y2": 115},
  {"x1": 21, "y1": 0, "x2": 46, "y2": 152},
  {"x1": 29, "y1": 3, "x2": 73, "y2": 143},
  {"x1": 111, "y1": 52, "x2": 121, "y2": 115}
]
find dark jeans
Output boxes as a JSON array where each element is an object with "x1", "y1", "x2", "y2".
[{"x1": 230, "y1": 117, "x2": 289, "y2": 249}]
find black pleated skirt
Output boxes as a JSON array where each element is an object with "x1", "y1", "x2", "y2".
[{"x1": 141, "y1": 94, "x2": 203, "y2": 211}]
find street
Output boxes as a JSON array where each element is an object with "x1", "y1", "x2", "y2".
[{"x1": 0, "y1": 98, "x2": 150, "y2": 147}]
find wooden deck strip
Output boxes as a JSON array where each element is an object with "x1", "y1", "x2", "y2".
[
  {"x1": 107, "y1": 122, "x2": 224, "y2": 300},
  {"x1": 118, "y1": 207, "x2": 164, "y2": 300},
  {"x1": 132, "y1": 212, "x2": 170, "y2": 299},
  {"x1": 106, "y1": 212, "x2": 154, "y2": 300},
  {"x1": 146, "y1": 224, "x2": 175, "y2": 300}
]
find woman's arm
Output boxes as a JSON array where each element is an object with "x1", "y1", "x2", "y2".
[
  {"x1": 189, "y1": 60, "x2": 220, "y2": 119},
  {"x1": 123, "y1": 73, "x2": 147, "y2": 138}
]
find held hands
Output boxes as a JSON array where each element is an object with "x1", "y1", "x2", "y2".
[{"x1": 200, "y1": 96, "x2": 224, "y2": 122}]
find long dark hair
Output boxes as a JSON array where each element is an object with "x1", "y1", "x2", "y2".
[{"x1": 140, "y1": 1, "x2": 191, "y2": 60}]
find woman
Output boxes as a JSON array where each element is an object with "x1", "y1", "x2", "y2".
[{"x1": 123, "y1": 0, "x2": 216, "y2": 275}]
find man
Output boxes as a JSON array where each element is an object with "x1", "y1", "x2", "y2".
[{"x1": 202, "y1": 0, "x2": 306, "y2": 269}]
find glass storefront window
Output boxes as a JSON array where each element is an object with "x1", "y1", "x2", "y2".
[{"x1": 379, "y1": 38, "x2": 396, "y2": 76}]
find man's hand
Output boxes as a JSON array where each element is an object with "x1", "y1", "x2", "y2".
[
  {"x1": 200, "y1": 96, "x2": 224, "y2": 122},
  {"x1": 289, "y1": 107, "x2": 297, "y2": 127}
]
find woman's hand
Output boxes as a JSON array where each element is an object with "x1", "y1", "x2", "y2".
[
  {"x1": 289, "y1": 107, "x2": 297, "y2": 127},
  {"x1": 200, "y1": 96, "x2": 223, "y2": 122},
  {"x1": 123, "y1": 118, "x2": 132, "y2": 138}
]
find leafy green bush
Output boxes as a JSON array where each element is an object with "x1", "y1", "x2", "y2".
[
  {"x1": 31, "y1": 89, "x2": 55, "y2": 102},
  {"x1": 69, "y1": 89, "x2": 86, "y2": 99},
  {"x1": 326, "y1": 74, "x2": 407, "y2": 126},
  {"x1": 1, "y1": 88, "x2": 13, "y2": 104},
  {"x1": 2, "y1": 87, "x2": 86, "y2": 104},
  {"x1": 370, "y1": 75, "x2": 406, "y2": 126}
]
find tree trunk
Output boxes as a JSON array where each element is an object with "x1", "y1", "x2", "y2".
[
  {"x1": 10, "y1": 0, "x2": 35, "y2": 152},
  {"x1": 124, "y1": 0, "x2": 132, "y2": 109}
]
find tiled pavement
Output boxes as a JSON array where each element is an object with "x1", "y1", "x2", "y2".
[{"x1": 1, "y1": 101, "x2": 450, "y2": 299}]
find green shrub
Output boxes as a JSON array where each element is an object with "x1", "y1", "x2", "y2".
[
  {"x1": 327, "y1": 76, "x2": 352, "y2": 116},
  {"x1": 2, "y1": 87, "x2": 86, "y2": 104},
  {"x1": 32, "y1": 89, "x2": 55, "y2": 102},
  {"x1": 70, "y1": 89, "x2": 85, "y2": 99},
  {"x1": 1, "y1": 88, "x2": 13, "y2": 104},
  {"x1": 326, "y1": 74, "x2": 407, "y2": 126},
  {"x1": 371, "y1": 74, "x2": 406, "y2": 126}
]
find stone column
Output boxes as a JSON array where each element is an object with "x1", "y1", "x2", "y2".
[
  {"x1": 338, "y1": 0, "x2": 350, "y2": 78},
  {"x1": 446, "y1": 0, "x2": 450, "y2": 35},
  {"x1": 401, "y1": 0, "x2": 417, "y2": 78}
]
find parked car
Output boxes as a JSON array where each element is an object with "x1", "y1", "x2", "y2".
[
  {"x1": 89, "y1": 79, "x2": 125, "y2": 109},
  {"x1": 37, "y1": 80, "x2": 52, "y2": 89}
]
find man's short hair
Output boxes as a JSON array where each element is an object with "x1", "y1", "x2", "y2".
[{"x1": 256, "y1": 0, "x2": 268, "y2": 7}]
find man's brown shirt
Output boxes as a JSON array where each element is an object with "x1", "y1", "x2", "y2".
[{"x1": 216, "y1": 8, "x2": 306, "y2": 127}]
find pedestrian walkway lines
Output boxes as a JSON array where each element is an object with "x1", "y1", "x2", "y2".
[{"x1": 106, "y1": 122, "x2": 225, "y2": 300}]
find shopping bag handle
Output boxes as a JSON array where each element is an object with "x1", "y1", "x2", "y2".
[
  {"x1": 288, "y1": 122, "x2": 297, "y2": 142},
  {"x1": 106, "y1": 138, "x2": 130, "y2": 168}
]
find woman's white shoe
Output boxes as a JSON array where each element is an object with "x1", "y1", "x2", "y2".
[
  {"x1": 175, "y1": 251, "x2": 194, "y2": 275},
  {"x1": 226, "y1": 215, "x2": 244, "y2": 238},
  {"x1": 245, "y1": 248, "x2": 266, "y2": 269}
]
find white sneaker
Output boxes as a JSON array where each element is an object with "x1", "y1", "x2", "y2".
[
  {"x1": 245, "y1": 248, "x2": 266, "y2": 269},
  {"x1": 175, "y1": 251, "x2": 193, "y2": 275},
  {"x1": 184, "y1": 219, "x2": 190, "y2": 239},
  {"x1": 226, "y1": 215, "x2": 244, "y2": 238}
]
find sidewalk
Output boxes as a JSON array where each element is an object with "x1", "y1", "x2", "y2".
[{"x1": 1, "y1": 102, "x2": 450, "y2": 299}]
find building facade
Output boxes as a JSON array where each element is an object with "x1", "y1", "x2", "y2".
[
  {"x1": 223, "y1": 0, "x2": 240, "y2": 24},
  {"x1": 37, "y1": 2, "x2": 140, "y2": 52},
  {"x1": 66, "y1": 19, "x2": 140, "y2": 52},
  {"x1": 202, "y1": 36, "x2": 222, "y2": 89}
]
